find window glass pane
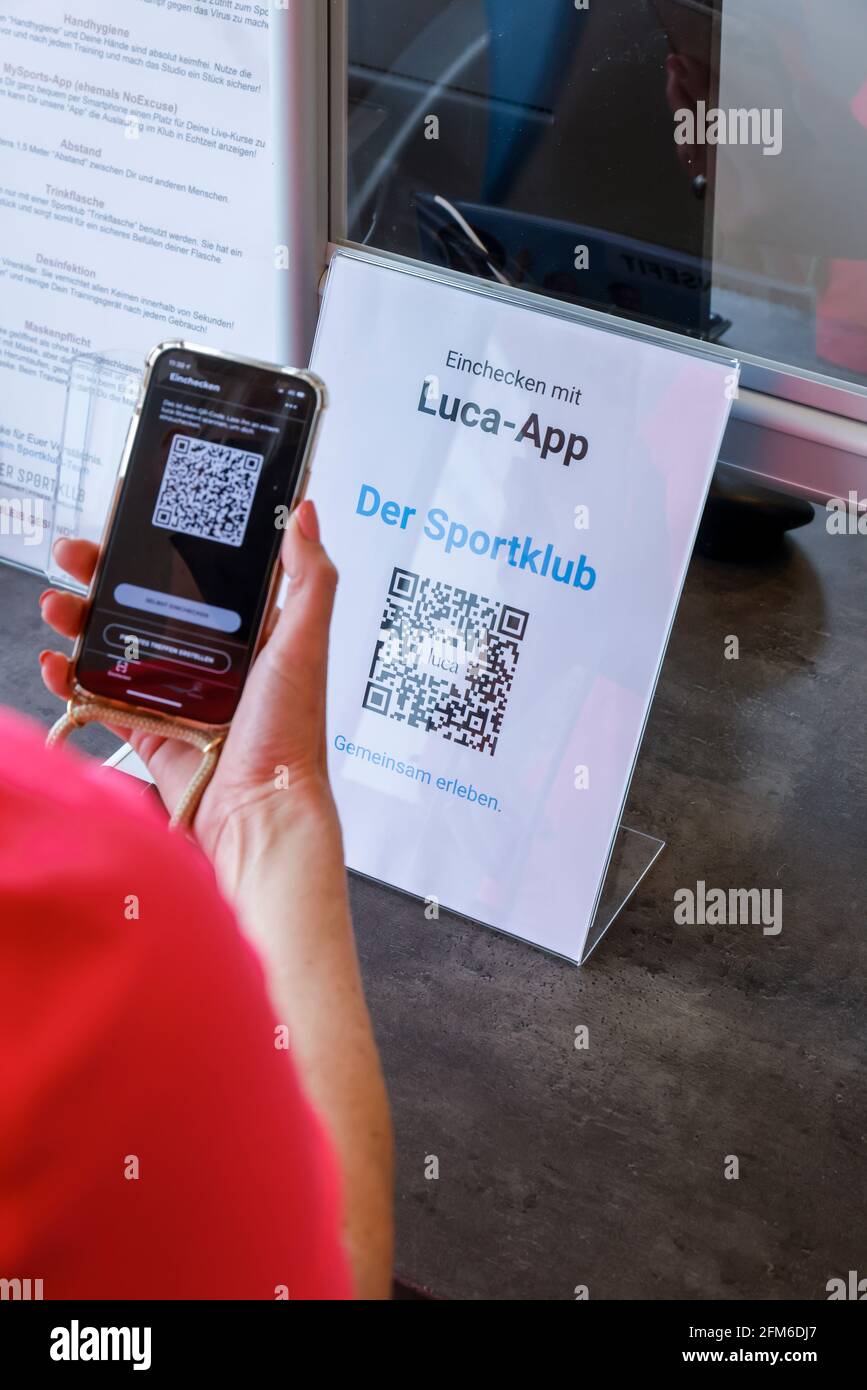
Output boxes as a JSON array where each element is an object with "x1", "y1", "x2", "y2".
[{"x1": 344, "y1": 0, "x2": 867, "y2": 392}]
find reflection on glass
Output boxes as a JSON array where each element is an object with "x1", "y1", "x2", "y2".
[
  {"x1": 345, "y1": 0, "x2": 867, "y2": 389},
  {"x1": 712, "y1": 0, "x2": 867, "y2": 386}
]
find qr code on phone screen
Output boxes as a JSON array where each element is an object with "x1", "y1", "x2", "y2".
[
  {"x1": 363, "y1": 567, "x2": 529, "y2": 756},
  {"x1": 152, "y1": 434, "x2": 264, "y2": 547}
]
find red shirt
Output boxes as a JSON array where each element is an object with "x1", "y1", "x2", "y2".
[{"x1": 0, "y1": 711, "x2": 351, "y2": 1299}]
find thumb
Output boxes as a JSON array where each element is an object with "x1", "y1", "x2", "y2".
[{"x1": 266, "y1": 500, "x2": 338, "y2": 672}]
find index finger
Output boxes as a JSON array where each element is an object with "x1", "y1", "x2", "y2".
[{"x1": 51, "y1": 538, "x2": 100, "y2": 588}]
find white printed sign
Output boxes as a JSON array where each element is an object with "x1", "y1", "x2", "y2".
[
  {"x1": 0, "y1": 0, "x2": 279, "y2": 572},
  {"x1": 310, "y1": 252, "x2": 737, "y2": 961}
]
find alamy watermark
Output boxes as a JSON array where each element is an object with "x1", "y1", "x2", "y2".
[
  {"x1": 0, "y1": 1276, "x2": 43, "y2": 1299},
  {"x1": 675, "y1": 102, "x2": 783, "y2": 158},
  {"x1": 50, "y1": 1321, "x2": 151, "y2": 1371},
  {"x1": 0, "y1": 496, "x2": 45, "y2": 546},
  {"x1": 826, "y1": 1270, "x2": 867, "y2": 1300},
  {"x1": 674, "y1": 881, "x2": 782, "y2": 936},
  {"x1": 826, "y1": 491, "x2": 867, "y2": 535}
]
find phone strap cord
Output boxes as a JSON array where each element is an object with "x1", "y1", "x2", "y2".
[{"x1": 46, "y1": 696, "x2": 225, "y2": 831}]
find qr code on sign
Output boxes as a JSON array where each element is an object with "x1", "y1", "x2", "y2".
[
  {"x1": 152, "y1": 434, "x2": 264, "y2": 547},
  {"x1": 363, "y1": 568, "x2": 529, "y2": 756}
]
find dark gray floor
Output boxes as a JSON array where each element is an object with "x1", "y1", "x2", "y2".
[{"x1": 2, "y1": 519, "x2": 865, "y2": 1301}]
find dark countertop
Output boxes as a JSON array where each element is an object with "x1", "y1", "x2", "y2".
[{"x1": 2, "y1": 517, "x2": 865, "y2": 1301}]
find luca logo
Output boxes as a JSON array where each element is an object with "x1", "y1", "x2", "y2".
[
  {"x1": 50, "y1": 1320, "x2": 152, "y2": 1371},
  {"x1": 826, "y1": 1270, "x2": 867, "y2": 1300}
]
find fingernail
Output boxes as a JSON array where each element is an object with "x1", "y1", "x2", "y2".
[
  {"x1": 38, "y1": 589, "x2": 56, "y2": 607},
  {"x1": 295, "y1": 499, "x2": 320, "y2": 543},
  {"x1": 38, "y1": 650, "x2": 51, "y2": 666}
]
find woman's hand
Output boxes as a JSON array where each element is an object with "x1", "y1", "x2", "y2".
[{"x1": 39, "y1": 500, "x2": 339, "y2": 887}]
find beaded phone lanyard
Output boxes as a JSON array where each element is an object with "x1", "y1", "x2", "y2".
[{"x1": 47, "y1": 694, "x2": 225, "y2": 830}]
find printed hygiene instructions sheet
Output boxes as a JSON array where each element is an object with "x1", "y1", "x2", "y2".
[
  {"x1": 0, "y1": 0, "x2": 278, "y2": 571},
  {"x1": 310, "y1": 252, "x2": 738, "y2": 961}
]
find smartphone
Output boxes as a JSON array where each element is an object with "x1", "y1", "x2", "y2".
[{"x1": 72, "y1": 342, "x2": 326, "y2": 729}]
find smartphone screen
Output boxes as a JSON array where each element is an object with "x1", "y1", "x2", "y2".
[{"x1": 75, "y1": 346, "x2": 321, "y2": 726}]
